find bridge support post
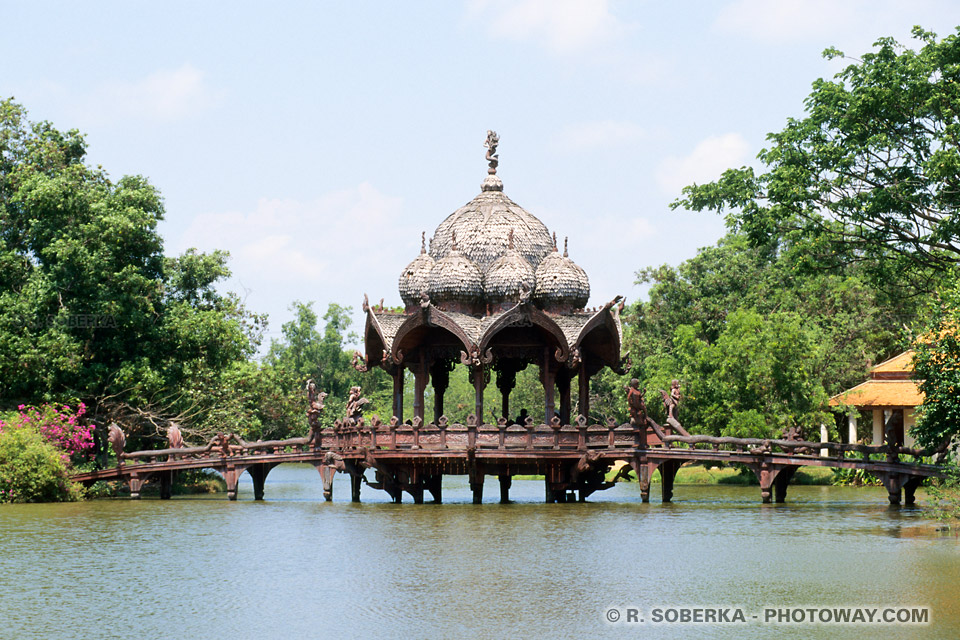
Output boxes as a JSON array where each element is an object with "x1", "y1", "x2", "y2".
[
  {"x1": 426, "y1": 474, "x2": 442, "y2": 503},
  {"x1": 351, "y1": 473, "x2": 363, "y2": 502},
  {"x1": 632, "y1": 459, "x2": 654, "y2": 503},
  {"x1": 129, "y1": 473, "x2": 145, "y2": 500},
  {"x1": 159, "y1": 471, "x2": 173, "y2": 500},
  {"x1": 499, "y1": 474, "x2": 512, "y2": 504},
  {"x1": 318, "y1": 464, "x2": 337, "y2": 502},
  {"x1": 878, "y1": 472, "x2": 903, "y2": 505},
  {"x1": 247, "y1": 464, "x2": 275, "y2": 501},
  {"x1": 471, "y1": 472, "x2": 484, "y2": 504},
  {"x1": 659, "y1": 461, "x2": 681, "y2": 503},
  {"x1": 223, "y1": 467, "x2": 241, "y2": 501},
  {"x1": 903, "y1": 476, "x2": 923, "y2": 505}
]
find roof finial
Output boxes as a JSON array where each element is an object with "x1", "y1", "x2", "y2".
[
  {"x1": 508, "y1": 228, "x2": 514, "y2": 250},
  {"x1": 484, "y1": 130, "x2": 500, "y2": 175},
  {"x1": 563, "y1": 236, "x2": 569, "y2": 257},
  {"x1": 420, "y1": 231, "x2": 426, "y2": 254},
  {"x1": 552, "y1": 231, "x2": 558, "y2": 251},
  {"x1": 451, "y1": 230, "x2": 458, "y2": 252}
]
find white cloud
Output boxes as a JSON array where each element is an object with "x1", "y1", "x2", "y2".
[
  {"x1": 656, "y1": 133, "x2": 751, "y2": 196},
  {"x1": 554, "y1": 120, "x2": 646, "y2": 151},
  {"x1": 467, "y1": 0, "x2": 628, "y2": 54},
  {"x1": 79, "y1": 64, "x2": 220, "y2": 123},
  {"x1": 175, "y1": 183, "x2": 409, "y2": 340}
]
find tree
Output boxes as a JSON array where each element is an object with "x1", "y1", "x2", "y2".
[
  {"x1": 0, "y1": 99, "x2": 262, "y2": 444},
  {"x1": 913, "y1": 272, "x2": 960, "y2": 450},
  {"x1": 673, "y1": 27, "x2": 960, "y2": 290}
]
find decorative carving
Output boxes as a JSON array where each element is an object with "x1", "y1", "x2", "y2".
[
  {"x1": 625, "y1": 378, "x2": 647, "y2": 427},
  {"x1": 352, "y1": 351, "x2": 369, "y2": 372},
  {"x1": 576, "y1": 414, "x2": 588, "y2": 428},
  {"x1": 467, "y1": 413, "x2": 479, "y2": 427},
  {"x1": 484, "y1": 130, "x2": 499, "y2": 175},
  {"x1": 107, "y1": 423, "x2": 125, "y2": 464},
  {"x1": 166, "y1": 422, "x2": 185, "y2": 449},
  {"x1": 371, "y1": 414, "x2": 383, "y2": 428},
  {"x1": 344, "y1": 386, "x2": 369, "y2": 424},
  {"x1": 550, "y1": 415, "x2": 562, "y2": 427},
  {"x1": 437, "y1": 415, "x2": 449, "y2": 428},
  {"x1": 389, "y1": 416, "x2": 400, "y2": 427},
  {"x1": 568, "y1": 347, "x2": 581, "y2": 369},
  {"x1": 362, "y1": 293, "x2": 370, "y2": 313},
  {"x1": 412, "y1": 415, "x2": 423, "y2": 428}
]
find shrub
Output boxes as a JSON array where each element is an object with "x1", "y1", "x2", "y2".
[{"x1": 0, "y1": 424, "x2": 83, "y2": 503}]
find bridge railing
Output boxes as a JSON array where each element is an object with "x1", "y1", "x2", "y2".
[{"x1": 111, "y1": 417, "x2": 945, "y2": 466}]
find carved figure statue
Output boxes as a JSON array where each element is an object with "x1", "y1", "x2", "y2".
[
  {"x1": 484, "y1": 130, "x2": 500, "y2": 174},
  {"x1": 107, "y1": 423, "x2": 125, "y2": 464},
  {"x1": 345, "y1": 386, "x2": 370, "y2": 423},
  {"x1": 167, "y1": 422, "x2": 185, "y2": 449},
  {"x1": 625, "y1": 378, "x2": 647, "y2": 426},
  {"x1": 305, "y1": 379, "x2": 328, "y2": 446},
  {"x1": 215, "y1": 432, "x2": 231, "y2": 456},
  {"x1": 661, "y1": 379, "x2": 681, "y2": 422}
]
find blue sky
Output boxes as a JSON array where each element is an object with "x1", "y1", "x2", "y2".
[{"x1": 3, "y1": 1, "x2": 958, "y2": 348}]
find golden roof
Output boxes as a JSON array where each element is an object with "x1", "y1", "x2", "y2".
[{"x1": 829, "y1": 349, "x2": 921, "y2": 408}]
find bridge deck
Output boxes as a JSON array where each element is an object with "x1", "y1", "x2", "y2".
[{"x1": 72, "y1": 421, "x2": 946, "y2": 506}]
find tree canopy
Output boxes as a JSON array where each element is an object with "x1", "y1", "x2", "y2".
[{"x1": 673, "y1": 27, "x2": 960, "y2": 290}]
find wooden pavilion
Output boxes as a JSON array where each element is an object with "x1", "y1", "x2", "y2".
[{"x1": 358, "y1": 132, "x2": 626, "y2": 426}]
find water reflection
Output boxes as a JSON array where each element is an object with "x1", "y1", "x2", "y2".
[{"x1": 0, "y1": 464, "x2": 955, "y2": 639}]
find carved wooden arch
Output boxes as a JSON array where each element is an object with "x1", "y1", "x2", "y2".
[
  {"x1": 390, "y1": 305, "x2": 477, "y2": 364},
  {"x1": 479, "y1": 302, "x2": 571, "y2": 363},
  {"x1": 363, "y1": 307, "x2": 390, "y2": 367},
  {"x1": 573, "y1": 298, "x2": 623, "y2": 369}
]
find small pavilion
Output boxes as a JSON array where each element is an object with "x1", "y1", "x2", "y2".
[
  {"x1": 359, "y1": 132, "x2": 626, "y2": 426},
  {"x1": 829, "y1": 350, "x2": 922, "y2": 448}
]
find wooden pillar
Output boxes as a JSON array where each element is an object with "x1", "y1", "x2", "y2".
[
  {"x1": 496, "y1": 365, "x2": 518, "y2": 423},
  {"x1": 578, "y1": 365, "x2": 590, "y2": 423},
  {"x1": 473, "y1": 365, "x2": 486, "y2": 423},
  {"x1": 847, "y1": 413, "x2": 858, "y2": 445},
  {"x1": 903, "y1": 408, "x2": 916, "y2": 448},
  {"x1": 431, "y1": 361, "x2": 451, "y2": 424},
  {"x1": 413, "y1": 353, "x2": 429, "y2": 424},
  {"x1": 541, "y1": 349, "x2": 556, "y2": 424},
  {"x1": 820, "y1": 423, "x2": 829, "y2": 457},
  {"x1": 392, "y1": 366, "x2": 405, "y2": 422},
  {"x1": 351, "y1": 474, "x2": 362, "y2": 503},
  {"x1": 159, "y1": 471, "x2": 172, "y2": 500},
  {"x1": 557, "y1": 371, "x2": 572, "y2": 425}
]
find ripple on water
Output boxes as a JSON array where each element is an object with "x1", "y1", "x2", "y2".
[{"x1": 0, "y1": 466, "x2": 956, "y2": 640}]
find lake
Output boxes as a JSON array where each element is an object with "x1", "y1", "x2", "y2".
[{"x1": 0, "y1": 464, "x2": 956, "y2": 639}]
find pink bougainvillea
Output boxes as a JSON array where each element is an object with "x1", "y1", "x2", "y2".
[{"x1": 0, "y1": 403, "x2": 94, "y2": 460}]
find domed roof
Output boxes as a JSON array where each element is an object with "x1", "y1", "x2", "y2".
[
  {"x1": 429, "y1": 175, "x2": 553, "y2": 273},
  {"x1": 484, "y1": 229, "x2": 536, "y2": 307},
  {"x1": 399, "y1": 232, "x2": 435, "y2": 308},
  {"x1": 427, "y1": 231, "x2": 484, "y2": 311},
  {"x1": 534, "y1": 236, "x2": 590, "y2": 311}
]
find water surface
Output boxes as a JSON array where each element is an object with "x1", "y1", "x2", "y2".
[{"x1": 0, "y1": 465, "x2": 956, "y2": 639}]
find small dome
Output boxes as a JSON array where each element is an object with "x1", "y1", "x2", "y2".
[
  {"x1": 399, "y1": 232, "x2": 435, "y2": 309},
  {"x1": 484, "y1": 229, "x2": 536, "y2": 308},
  {"x1": 427, "y1": 232, "x2": 484, "y2": 312},
  {"x1": 534, "y1": 236, "x2": 590, "y2": 311}
]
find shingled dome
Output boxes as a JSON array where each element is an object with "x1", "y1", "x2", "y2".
[
  {"x1": 484, "y1": 229, "x2": 536, "y2": 310},
  {"x1": 398, "y1": 234, "x2": 435, "y2": 310},
  {"x1": 426, "y1": 232, "x2": 484, "y2": 313},
  {"x1": 534, "y1": 237, "x2": 590, "y2": 311},
  {"x1": 429, "y1": 175, "x2": 554, "y2": 275}
]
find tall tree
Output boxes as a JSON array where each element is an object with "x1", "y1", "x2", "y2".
[{"x1": 673, "y1": 27, "x2": 960, "y2": 291}]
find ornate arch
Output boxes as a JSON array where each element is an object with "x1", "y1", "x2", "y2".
[
  {"x1": 479, "y1": 302, "x2": 571, "y2": 363},
  {"x1": 390, "y1": 304, "x2": 477, "y2": 365}
]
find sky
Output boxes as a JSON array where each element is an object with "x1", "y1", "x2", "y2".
[{"x1": 3, "y1": 1, "x2": 958, "y2": 349}]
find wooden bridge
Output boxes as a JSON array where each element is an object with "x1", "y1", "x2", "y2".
[{"x1": 71, "y1": 417, "x2": 947, "y2": 506}]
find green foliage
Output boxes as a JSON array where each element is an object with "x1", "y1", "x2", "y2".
[
  {"x1": 0, "y1": 99, "x2": 263, "y2": 446},
  {"x1": 925, "y1": 466, "x2": 960, "y2": 524},
  {"x1": 913, "y1": 271, "x2": 960, "y2": 449},
  {"x1": 672, "y1": 27, "x2": 960, "y2": 290},
  {"x1": 0, "y1": 423, "x2": 82, "y2": 503}
]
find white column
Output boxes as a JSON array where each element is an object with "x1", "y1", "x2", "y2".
[
  {"x1": 847, "y1": 413, "x2": 858, "y2": 444},
  {"x1": 820, "y1": 423, "x2": 829, "y2": 457},
  {"x1": 872, "y1": 409, "x2": 884, "y2": 445},
  {"x1": 903, "y1": 409, "x2": 916, "y2": 448}
]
